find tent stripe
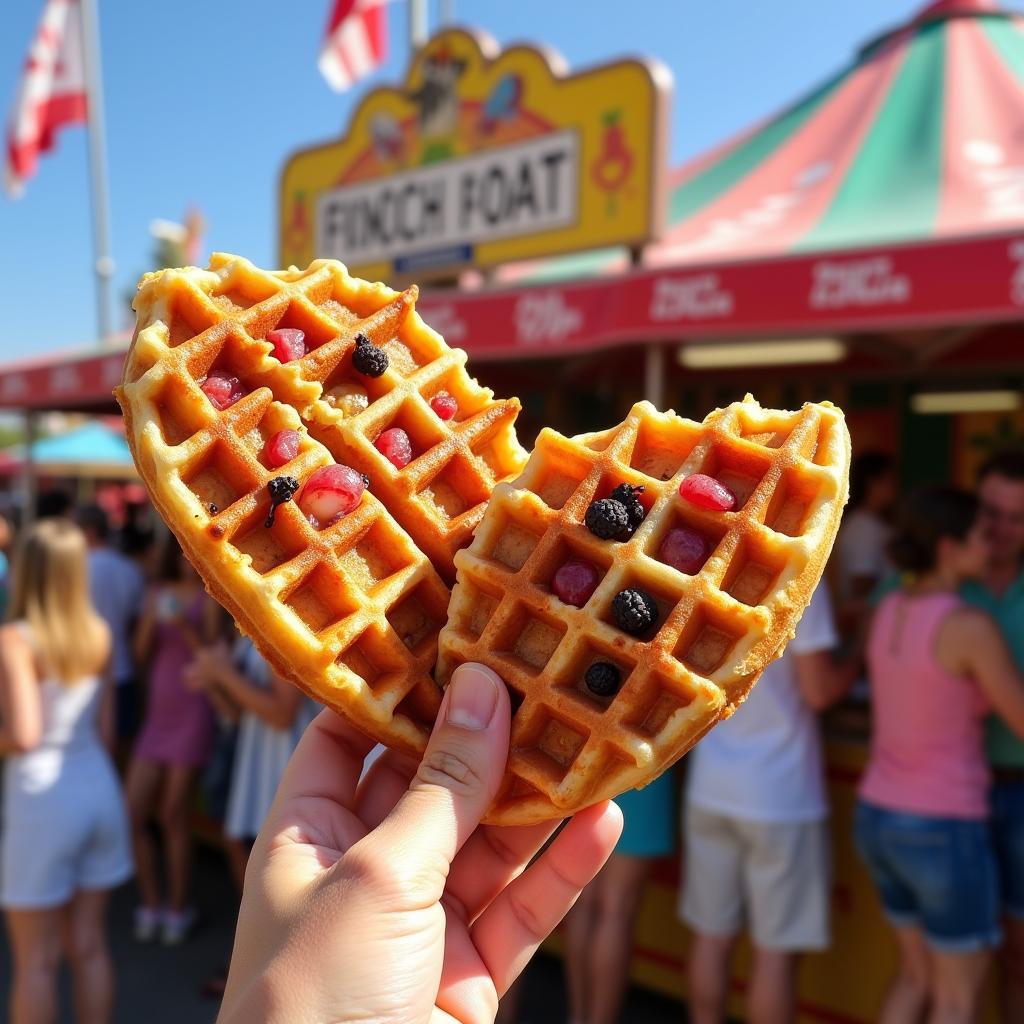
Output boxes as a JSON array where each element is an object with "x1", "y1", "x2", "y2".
[
  {"x1": 979, "y1": 15, "x2": 1024, "y2": 85},
  {"x1": 936, "y1": 17, "x2": 1024, "y2": 232},
  {"x1": 651, "y1": 38, "x2": 907, "y2": 262},
  {"x1": 795, "y1": 21, "x2": 947, "y2": 250},
  {"x1": 667, "y1": 72, "x2": 846, "y2": 225}
]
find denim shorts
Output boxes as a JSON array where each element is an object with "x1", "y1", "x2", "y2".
[
  {"x1": 854, "y1": 801, "x2": 1001, "y2": 952},
  {"x1": 992, "y1": 780, "x2": 1024, "y2": 919}
]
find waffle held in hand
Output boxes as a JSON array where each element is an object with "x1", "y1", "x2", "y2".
[{"x1": 438, "y1": 397, "x2": 850, "y2": 825}]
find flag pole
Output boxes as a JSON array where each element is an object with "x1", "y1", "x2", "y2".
[
  {"x1": 408, "y1": 0, "x2": 428, "y2": 49},
  {"x1": 78, "y1": 0, "x2": 115, "y2": 344}
]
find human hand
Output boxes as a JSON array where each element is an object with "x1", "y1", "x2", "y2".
[
  {"x1": 217, "y1": 662, "x2": 622, "y2": 1024},
  {"x1": 185, "y1": 641, "x2": 232, "y2": 692}
]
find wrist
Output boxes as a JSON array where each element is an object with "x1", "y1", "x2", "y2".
[{"x1": 219, "y1": 960, "x2": 307, "y2": 1024}]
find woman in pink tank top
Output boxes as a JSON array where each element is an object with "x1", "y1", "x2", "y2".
[{"x1": 856, "y1": 487, "x2": 1024, "y2": 1024}]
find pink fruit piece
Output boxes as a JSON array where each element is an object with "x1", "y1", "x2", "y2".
[
  {"x1": 201, "y1": 370, "x2": 245, "y2": 411},
  {"x1": 678, "y1": 473, "x2": 737, "y2": 512},
  {"x1": 375, "y1": 427, "x2": 413, "y2": 469},
  {"x1": 430, "y1": 393, "x2": 458, "y2": 420},
  {"x1": 552, "y1": 558, "x2": 601, "y2": 608},
  {"x1": 268, "y1": 328, "x2": 307, "y2": 362},
  {"x1": 297, "y1": 464, "x2": 366, "y2": 527},
  {"x1": 658, "y1": 527, "x2": 710, "y2": 575},
  {"x1": 266, "y1": 429, "x2": 300, "y2": 469}
]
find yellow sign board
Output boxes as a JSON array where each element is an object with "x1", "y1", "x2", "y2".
[{"x1": 280, "y1": 27, "x2": 670, "y2": 280}]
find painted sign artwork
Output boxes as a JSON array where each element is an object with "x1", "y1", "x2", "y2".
[{"x1": 280, "y1": 28, "x2": 670, "y2": 280}]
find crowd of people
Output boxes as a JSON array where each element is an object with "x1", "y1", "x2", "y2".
[
  {"x1": 0, "y1": 498, "x2": 317, "y2": 1020},
  {"x1": 0, "y1": 446, "x2": 1021, "y2": 1024}
]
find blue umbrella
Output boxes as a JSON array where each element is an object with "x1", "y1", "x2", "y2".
[{"x1": 2, "y1": 422, "x2": 139, "y2": 479}]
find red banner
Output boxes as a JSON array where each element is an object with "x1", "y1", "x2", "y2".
[
  {"x1": 0, "y1": 348, "x2": 126, "y2": 410},
  {"x1": 419, "y1": 231, "x2": 1024, "y2": 359},
  {"x1": 2, "y1": 231, "x2": 1022, "y2": 410}
]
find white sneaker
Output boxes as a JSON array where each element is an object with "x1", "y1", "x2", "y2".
[
  {"x1": 161, "y1": 907, "x2": 198, "y2": 946},
  {"x1": 134, "y1": 906, "x2": 163, "y2": 943}
]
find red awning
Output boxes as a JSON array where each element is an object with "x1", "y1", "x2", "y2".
[
  {"x1": 419, "y1": 231, "x2": 1024, "y2": 360},
  {"x1": 0, "y1": 341, "x2": 128, "y2": 411}
]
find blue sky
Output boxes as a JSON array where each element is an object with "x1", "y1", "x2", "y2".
[{"x1": 0, "y1": 0, "x2": 924, "y2": 362}]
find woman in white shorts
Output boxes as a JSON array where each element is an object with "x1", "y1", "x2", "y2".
[{"x1": 0, "y1": 518, "x2": 133, "y2": 1024}]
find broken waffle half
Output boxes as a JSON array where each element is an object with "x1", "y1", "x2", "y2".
[
  {"x1": 116, "y1": 253, "x2": 525, "y2": 753},
  {"x1": 438, "y1": 396, "x2": 850, "y2": 825}
]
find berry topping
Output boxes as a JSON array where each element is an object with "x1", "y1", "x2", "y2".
[
  {"x1": 611, "y1": 588, "x2": 658, "y2": 636},
  {"x1": 658, "y1": 527, "x2": 710, "y2": 575},
  {"x1": 324, "y1": 383, "x2": 369, "y2": 417},
  {"x1": 265, "y1": 475, "x2": 300, "y2": 527},
  {"x1": 201, "y1": 370, "x2": 245, "y2": 410},
  {"x1": 375, "y1": 428, "x2": 413, "y2": 469},
  {"x1": 297, "y1": 465, "x2": 366, "y2": 528},
  {"x1": 609, "y1": 483, "x2": 646, "y2": 536},
  {"x1": 584, "y1": 498, "x2": 630, "y2": 540},
  {"x1": 266, "y1": 429, "x2": 300, "y2": 469},
  {"x1": 430, "y1": 393, "x2": 458, "y2": 420},
  {"x1": 585, "y1": 662, "x2": 622, "y2": 698},
  {"x1": 352, "y1": 336, "x2": 389, "y2": 378},
  {"x1": 552, "y1": 559, "x2": 600, "y2": 608},
  {"x1": 678, "y1": 473, "x2": 737, "y2": 512},
  {"x1": 267, "y1": 328, "x2": 307, "y2": 362}
]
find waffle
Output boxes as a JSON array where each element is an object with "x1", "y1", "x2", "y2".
[
  {"x1": 438, "y1": 396, "x2": 850, "y2": 825},
  {"x1": 116, "y1": 253, "x2": 524, "y2": 753},
  {"x1": 124, "y1": 253, "x2": 526, "y2": 583}
]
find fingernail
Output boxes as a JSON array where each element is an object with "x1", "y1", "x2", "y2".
[{"x1": 446, "y1": 664, "x2": 500, "y2": 731}]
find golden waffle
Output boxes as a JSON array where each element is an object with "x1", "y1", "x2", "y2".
[
  {"x1": 125, "y1": 253, "x2": 526, "y2": 583},
  {"x1": 115, "y1": 253, "x2": 523, "y2": 753},
  {"x1": 438, "y1": 397, "x2": 850, "y2": 825}
]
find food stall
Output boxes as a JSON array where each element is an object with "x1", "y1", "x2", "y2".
[{"x1": 271, "y1": 3, "x2": 1022, "y2": 1019}]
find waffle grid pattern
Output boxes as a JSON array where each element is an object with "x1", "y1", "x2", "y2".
[
  {"x1": 439, "y1": 397, "x2": 849, "y2": 824},
  {"x1": 126, "y1": 253, "x2": 526, "y2": 582},
  {"x1": 117, "y1": 254, "x2": 525, "y2": 751}
]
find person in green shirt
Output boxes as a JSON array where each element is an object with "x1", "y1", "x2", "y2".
[{"x1": 963, "y1": 450, "x2": 1024, "y2": 1022}]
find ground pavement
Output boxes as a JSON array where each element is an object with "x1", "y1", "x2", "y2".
[{"x1": 0, "y1": 847, "x2": 685, "y2": 1023}]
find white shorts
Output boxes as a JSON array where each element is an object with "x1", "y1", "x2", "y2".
[
  {"x1": 1, "y1": 751, "x2": 133, "y2": 909},
  {"x1": 680, "y1": 804, "x2": 830, "y2": 951}
]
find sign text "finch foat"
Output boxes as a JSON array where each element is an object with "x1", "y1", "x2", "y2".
[{"x1": 317, "y1": 133, "x2": 578, "y2": 267}]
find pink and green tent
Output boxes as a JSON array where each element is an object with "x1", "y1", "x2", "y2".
[
  {"x1": 412, "y1": 0, "x2": 1024, "y2": 360},
  {"x1": 510, "y1": 0, "x2": 1024, "y2": 279}
]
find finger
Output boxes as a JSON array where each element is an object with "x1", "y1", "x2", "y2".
[
  {"x1": 273, "y1": 708, "x2": 377, "y2": 812},
  {"x1": 350, "y1": 663, "x2": 510, "y2": 906},
  {"x1": 443, "y1": 820, "x2": 560, "y2": 924},
  {"x1": 469, "y1": 801, "x2": 623, "y2": 996},
  {"x1": 353, "y1": 747, "x2": 420, "y2": 830}
]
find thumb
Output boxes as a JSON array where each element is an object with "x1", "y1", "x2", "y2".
[{"x1": 361, "y1": 663, "x2": 511, "y2": 902}]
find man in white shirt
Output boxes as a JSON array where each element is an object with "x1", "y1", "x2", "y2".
[
  {"x1": 680, "y1": 583, "x2": 855, "y2": 1024},
  {"x1": 78, "y1": 505, "x2": 146, "y2": 739},
  {"x1": 833, "y1": 452, "x2": 895, "y2": 633}
]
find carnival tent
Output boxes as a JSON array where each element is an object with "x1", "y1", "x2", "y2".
[
  {"x1": 0, "y1": 0, "x2": 1022, "y2": 411},
  {"x1": 414, "y1": 0, "x2": 1024, "y2": 361},
  {"x1": 514, "y1": 0, "x2": 1024, "y2": 280}
]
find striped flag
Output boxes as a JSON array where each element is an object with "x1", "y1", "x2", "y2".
[
  {"x1": 5, "y1": 0, "x2": 88, "y2": 197},
  {"x1": 318, "y1": 0, "x2": 388, "y2": 92}
]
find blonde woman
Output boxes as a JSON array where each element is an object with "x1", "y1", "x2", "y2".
[{"x1": 0, "y1": 519, "x2": 133, "y2": 1024}]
